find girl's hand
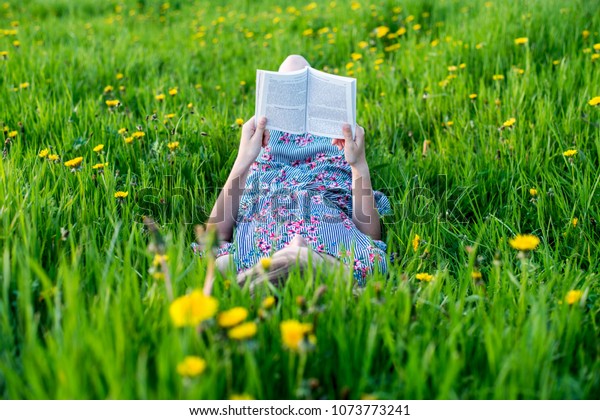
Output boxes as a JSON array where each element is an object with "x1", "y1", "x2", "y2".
[
  {"x1": 234, "y1": 116, "x2": 269, "y2": 169},
  {"x1": 331, "y1": 123, "x2": 367, "y2": 169}
]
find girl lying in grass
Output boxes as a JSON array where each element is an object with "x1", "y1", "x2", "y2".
[{"x1": 195, "y1": 55, "x2": 391, "y2": 288}]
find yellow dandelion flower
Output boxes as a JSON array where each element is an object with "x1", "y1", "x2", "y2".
[
  {"x1": 13, "y1": 40, "x2": 20, "y2": 48},
  {"x1": 502, "y1": 117, "x2": 516, "y2": 128},
  {"x1": 351, "y1": 52, "x2": 362, "y2": 61},
  {"x1": 384, "y1": 43, "x2": 400, "y2": 52},
  {"x1": 571, "y1": 218, "x2": 578, "y2": 227},
  {"x1": 235, "y1": 118, "x2": 244, "y2": 127},
  {"x1": 514, "y1": 37, "x2": 528, "y2": 45},
  {"x1": 228, "y1": 321, "x2": 257, "y2": 340},
  {"x1": 116, "y1": 73, "x2": 124, "y2": 80},
  {"x1": 168, "y1": 87, "x2": 178, "y2": 96},
  {"x1": 469, "y1": 93, "x2": 478, "y2": 99},
  {"x1": 374, "y1": 58, "x2": 384, "y2": 65},
  {"x1": 594, "y1": 43, "x2": 600, "y2": 51},
  {"x1": 230, "y1": 394, "x2": 254, "y2": 400},
  {"x1": 412, "y1": 24, "x2": 421, "y2": 31},
  {"x1": 38, "y1": 149, "x2": 49, "y2": 158},
  {"x1": 261, "y1": 296, "x2": 276, "y2": 310},
  {"x1": 1, "y1": 51, "x2": 9, "y2": 59},
  {"x1": 358, "y1": 41, "x2": 368, "y2": 49},
  {"x1": 459, "y1": 63, "x2": 467, "y2": 69},
  {"x1": 375, "y1": 26, "x2": 390, "y2": 38},
  {"x1": 351, "y1": 1, "x2": 361, "y2": 10},
  {"x1": 103, "y1": 85, "x2": 114, "y2": 93},
  {"x1": 132, "y1": 131, "x2": 145, "y2": 138},
  {"x1": 592, "y1": 53, "x2": 600, "y2": 62},
  {"x1": 302, "y1": 28, "x2": 313, "y2": 36},
  {"x1": 48, "y1": 154, "x2": 59, "y2": 161},
  {"x1": 92, "y1": 163, "x2": 108, "y2": 169},
  {"x1": 529, "y1": 188, "x2": 538, "y2": 196},
  {"x1": 415, "y1": 272, "x2": 434, "y2": 282},
  {"x1": 118, "y1": 127, "x2": 127, "y2": 134},
  {"x1": 187, "y1": 102, "x2": 193, "y2": 109},
  {"x1": 124, "y1": 136, "x2": 134, "y2": 144},
  {"x1": 169, "y1": 290, "x2": 218, "y2": 327},
  {"x1": 582, "y1": 30, "x2": 590, "y2": 39},
  {"x1": 105, "y1": 99, "x2": 121, "y2": 107},
  {"x1": 305, "y1": 2, "x2": 317, "y2": 11},
  {"x1": 589, "y1": 96, "x2": 600, "y2": 106},
  {"x1": 562, "y1": 149, "x2": 577, "y2": 157},
  {"x1": 8, "y1": 130, "x2": 18, "y2": 138},
  {"x1": 397, "y1": 27, "x2": 407, "y2": 36},
  {"x1": 218, "y1": 307, "x2": 248, "y2": 328},
  {"x1": 155, "y1": 93, "x2": 165, "y2": 101},
  {"x1": 492, "y1": 74, "x2": 504, "y2": 81},
  {"x1": 564, "y1": 290, "x2": 583, "y2": 305},
  {"x1": 151, "y1": 272, "x2": 165, "y2": 281},
  {"x1": 153, "y1": 254, "x2": 168, "y2": 266},
  {"x1": 443, "y1": 121, "x2": 454, "y2": 127},
  {"x1": 447, "y1": 65, "x2": 458, "y2": 72},
  {"x1": 259, "y1": 257, "x2": 272, "y2": 270},
  {"x1": 64, "y1": 157, "x2": 83, "y2": 168},
  {"x1": 412, "y1": 234, "x2": 420, "y2": 252},
  {"x1": 167, "y1": 141, "x2": 179, "y2": 151},
  {"x1": 280, "y1": 320, "x2": 313, "y2": 351},
  {"x1": 93, "y1": 144, "x2": 104, "y2": 153},
  {"x1": 114, "y1": 191, "x2": 128, "y2": 198},
  {"x1": 165, "y1": 113, "x2": 176, "y2": 119},
  {"x1": 471, "y1": 271, "x2": 482, "y2": 280},
  {"x1": 508, "y1": 234, "x2": 540, "y2": 251},
  {"x1": 19, "y1": 82, "x2": 29, "y2": 89},
  {"x1": 177, "y1": 356, "x2": 206, "y2": 377}
]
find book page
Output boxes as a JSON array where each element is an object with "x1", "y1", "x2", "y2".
[
  {"x1": 255, "y1": 68, "x2": 308, "y2": 135},
  {"x1": 306, "y1": 68, "x2": 356, "y2": 139}
]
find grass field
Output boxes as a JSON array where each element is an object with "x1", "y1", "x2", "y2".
[{"x1": 1, "y1": 0, "x2": 599, "y2": 399}]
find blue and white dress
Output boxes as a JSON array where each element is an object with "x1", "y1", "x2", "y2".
[{"x1": 197, "y1": 130, "x2": 391, "y2": 285}]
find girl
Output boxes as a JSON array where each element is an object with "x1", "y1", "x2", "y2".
[{"x1": 197, "y1": 55, "x2": 391, "y2": 288}]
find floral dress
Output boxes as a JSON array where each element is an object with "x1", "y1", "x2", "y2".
[{"x1": 197, "y1": 130, "x2": 391, "y2": 286}]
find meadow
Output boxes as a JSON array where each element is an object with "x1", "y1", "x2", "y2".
[{"x1": 1, "y1": 0, "x2": 599, "y2": 399}]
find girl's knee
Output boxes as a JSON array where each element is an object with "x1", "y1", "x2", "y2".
[{"x1": 215, "y1": 255, "x2": 234, "y2": 274}]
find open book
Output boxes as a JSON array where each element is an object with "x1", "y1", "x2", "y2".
[{"x1": 255, "y1": 66, "x2": 356, "y2": 139}]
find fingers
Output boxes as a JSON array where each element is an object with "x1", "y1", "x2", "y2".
[
  {"x1": 253, "y1": 116, "x2": 267, "y2": 141},
  {"x1": 341, "y1": 123, "x2": 353, "y2": 142},
  {"x1": 242, "y1": 116, "x2": 256, "y2": 138},
  {"x1": 262, "y1": 129, "x2": 270, "y2": 148},
  {"x1": 355, "y1": 124, "x2": 365, "y2": 147},
  {"x1": 331, "y1": 138, "x2": 344, "y2": 151}
]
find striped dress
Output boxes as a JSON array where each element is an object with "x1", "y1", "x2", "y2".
[{"x1": 202, "y1": 129, "x2": 391, "y2": 285}]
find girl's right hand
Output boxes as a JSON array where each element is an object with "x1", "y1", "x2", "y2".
[{"x1": 234, "y1": 116, "x2": 269, "y2": 169}]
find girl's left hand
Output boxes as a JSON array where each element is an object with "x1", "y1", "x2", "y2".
[{"x1": 331, "y1": 123, "x2": 367, "y2": 169}]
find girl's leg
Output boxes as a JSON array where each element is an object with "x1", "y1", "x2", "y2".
[{"x1": 215, "y1": 254, "x2": 234, "y2": 275}]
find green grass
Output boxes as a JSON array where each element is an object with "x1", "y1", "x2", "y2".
[{"x1": 1, "y1": 0, "x2": 599, "y2": 399}]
